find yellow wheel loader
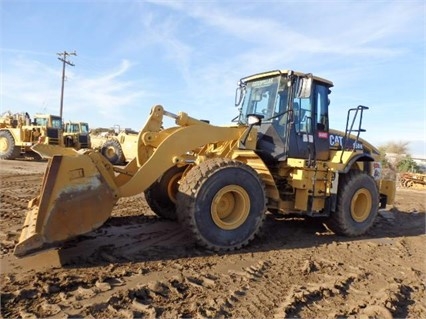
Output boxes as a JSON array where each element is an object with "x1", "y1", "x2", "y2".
[
  {"x1": 100, "y1": 130, "x2": 139, "y2": 165},
  {"x1": 63, "y1": 121, "x2": 91, "y2": 150},
  {"x1": 14, "y1": 70, "x2": 396, "y2": 257},
  {"x1": 90, "y1": 128, "x2": 139, "y2": 165},
  {"x1": 0, "y1": 112, "x2": 63, "y2": 160}
]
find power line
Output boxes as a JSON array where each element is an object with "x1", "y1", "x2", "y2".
[{"x1": 57, "y1": 50, "x2": 77, "y2": 120}]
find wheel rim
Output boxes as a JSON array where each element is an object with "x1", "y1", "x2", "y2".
[
  {"x1": 211, "y1": 185, "x2": 250, "y2": 230},
  {"x1": 105, "y1": 147, "x2": 116, "y2": 159},
  {"x1": 167, "y1": 172, "x2": 183, "y2": 204},
  {"x1": 0, "y1": 137, "x2": 9, "y2": 153},
  {"x1": 350, "y1": 188, "x2": 372, "y2": 222}
]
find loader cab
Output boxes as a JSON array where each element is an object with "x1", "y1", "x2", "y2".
[
  {"x1": 32, "y1": 114, "x2": 63, "y2": 146},
  {"x1": 63, "y1": 122, "x2": 91, "y2": 149},
  {"x1": 236, "y1": 70, "x2": 333, "y2": 162}
]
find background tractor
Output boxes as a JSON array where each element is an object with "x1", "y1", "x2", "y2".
[
  {"x1": 14, "y1": 69, "x2": 396, "y2": 257},
  {"x1": 399, "y1": 172, "x2": 426, "y2": 188},
  {"x1": 63, "y1": 121, "x2": 91, "y2": 150},
  {"x1": 90, "y1": 127, "x2": 139, "y2": 165},
  {"x1": 0, "y1": 111, "x2": 63, "y2": 160}
]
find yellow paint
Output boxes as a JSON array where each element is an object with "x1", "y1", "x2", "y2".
[{"x1": 380, "y1": 179, "x2": 396, "y2": 205}]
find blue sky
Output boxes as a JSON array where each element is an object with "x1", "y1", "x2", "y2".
[{"x1": 1, "y1": 0, "x2": 425, "y2": 156}]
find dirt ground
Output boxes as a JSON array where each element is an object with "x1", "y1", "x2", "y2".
[{"x1": 0, "y1": 159, "x2": 425, "y2": 319}]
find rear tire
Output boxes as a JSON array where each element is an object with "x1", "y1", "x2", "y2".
[
  {"x1": 145, "y1": 165, "x2": 187, "y2": 220},
  {"x1": 177, "y1": 158, "x2": 266, "y2": 251},
  {"x1": 325, "y1": 170, "x2": 379, "y2": 236},
  {"x1": 101, "y1": 139, "x2": 124, "y2": 165},
  {"x1": 0, "y1": 131, "x2": 20, "y2": 160}
]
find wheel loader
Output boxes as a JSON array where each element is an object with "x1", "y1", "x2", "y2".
[
  {"x1": 90, "y1": 128, "x2": 139, "y2": 165},
  {"x1": 0, "y1": 112, "x2": 63, "y2": 160},
  {"x1": 63, "y1": 121, "x2": 91, "y2": 150},
  {"x1": 14, "y1": 69, "x2": 396, "y2": 257}
]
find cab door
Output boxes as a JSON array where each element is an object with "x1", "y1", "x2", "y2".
[
  {"x1": 312, "y1": 83, "x2": 330, "y2": 161},
  {"x1": 287, "y1": 81, "x2": 330, "y2": 161},
  {"x1": 287, "y1": 94, "x2": 314, "y2": 160}
]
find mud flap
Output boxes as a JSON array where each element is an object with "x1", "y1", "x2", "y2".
[
  {"x1": 379, "y1": 179, "x2": 396, "y2": 207},
  {"x1": 14, "y1": 154, "x2": 118, "y2": 257}
]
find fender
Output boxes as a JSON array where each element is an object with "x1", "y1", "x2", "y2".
[{"x1": 340, "y1": 153, "x2": 375, "y2": 174}]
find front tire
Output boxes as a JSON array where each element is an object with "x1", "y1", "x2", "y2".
[
  {"x1": 0, "y1": 131, "x2": 20, "y2": 160},
  {"x1": 177, "y1": 158, "x2": 266, "y2": 251},
  {"x1": 325, "y1": 170, "x2": 379, "y2": 236},
  {"x1": 145, "y1": 165, "x2": 187, "y2": 220}
]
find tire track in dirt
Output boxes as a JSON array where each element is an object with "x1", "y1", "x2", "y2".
[
  {"x1": 269, "y1": 245, "x2": 426, "y2": 318},
  {"x1": 1, "y1": 160, "x2": 425, "y2": 318},
  {"x1": 220, "y1": 259, "x2": 281, "y2": 318},
  {"x1": 2, "y1": 233, "x2": 425, "y2": 318}
]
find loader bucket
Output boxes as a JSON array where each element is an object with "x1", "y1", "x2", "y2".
[{"x1": 14, "y1": 152, "x2": 118, "y2": 257}]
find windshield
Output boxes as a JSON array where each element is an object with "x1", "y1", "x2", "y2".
[
  {"x1": 238, "y1": 75, "x2": 289, "y2": 125},
  {"x1": 65, "y1": 124, "x2": 79, "y2": 133},
  {"x1": 65, "y1": 123, "x2": 89, "y2": 133},
  {"x1": 81, "y1": 123, "x2": 89, "y2": 133},
  {"x1": 34, "y1": 118, "x2": 48, "y2": 126},
  {"x1": 34, "y1": 116, "x2": 62, "y2": 128},
  {"x1": 51, "y1": 117, "x2": 63, "y2": 129}
]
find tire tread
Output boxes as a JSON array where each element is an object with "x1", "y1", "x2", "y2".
[
  {"x1": 177, "y1": 158, "x2": 266, "y2": 251},
  {"x1": 326, "y1": 170, "x2": 379, "y2": 236}
]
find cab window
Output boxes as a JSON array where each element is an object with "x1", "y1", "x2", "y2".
[
  {"x1": 314, "y1": 84, "x2": 330, "y2": 131},
  {"x1": 293, "y1": 96, "x2": 312, "y2": 133}
]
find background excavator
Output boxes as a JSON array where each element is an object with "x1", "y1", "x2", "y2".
[{"x1": 14, "y1": 69, "x2": 396, "y2": 257}]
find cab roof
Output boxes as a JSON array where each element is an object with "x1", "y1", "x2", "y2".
[
  {"x1": 240, "y1": 69, "x2": 334, "y2": 87},
  {"x1": 34, "y1": 114, "x2": 61, "y2": 118}
]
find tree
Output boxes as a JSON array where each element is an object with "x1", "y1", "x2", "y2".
[
  {"x1": 381, "y1": 141, "x2": 410, "y2": 155},
  {"x1": 397, "y1": 156, "x2": 420, "y2": 173},
  {"x1": 378, "y1": 141, "x2": 420, "y2": 178},
  {"x1": 378, "y1": 145, "x2": 392, "y2": 169}
]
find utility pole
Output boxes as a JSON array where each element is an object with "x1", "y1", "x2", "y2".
[{"x1": 57, "y1": 50, "x2": 77, "y2": 121}]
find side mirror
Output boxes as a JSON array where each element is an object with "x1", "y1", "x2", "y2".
[
  {"x1": 240, "y1": 113, "x2": 263, "y2": 147},
  {"x1": 235, "y1": 86, "x2": 244, "y2": 106},
  {"x1": 296, "y1": 76, "x2": 313, "y2": 99}
]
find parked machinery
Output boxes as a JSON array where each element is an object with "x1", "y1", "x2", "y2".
[
  {"x1": 0, "y1": 111, "x2": 63, "y2": 160},
  {"x1": 14, "y1": 69, "x2": 396, "y2": 257},
  {"x1": 63, "y1": 121, "x2": 91, "y2": 150},
  {"x1": 399, "y1": 172, "x2": 426, "y2": 188},
  {"x1": 90, "y1": 128, "x2": 139, "y2": 165}
]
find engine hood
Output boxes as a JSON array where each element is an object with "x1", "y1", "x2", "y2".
[{"x1": 329, "y1": 128, "x2": 380, "y2": 157}]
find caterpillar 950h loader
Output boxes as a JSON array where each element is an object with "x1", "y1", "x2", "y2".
[{"x1": 14, "y1": 70, "x2": 396, "y2": 257}]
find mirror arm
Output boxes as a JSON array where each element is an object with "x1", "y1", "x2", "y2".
[{"x1": 240, "y1": 124, "x2": 254, "y2": 148}]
